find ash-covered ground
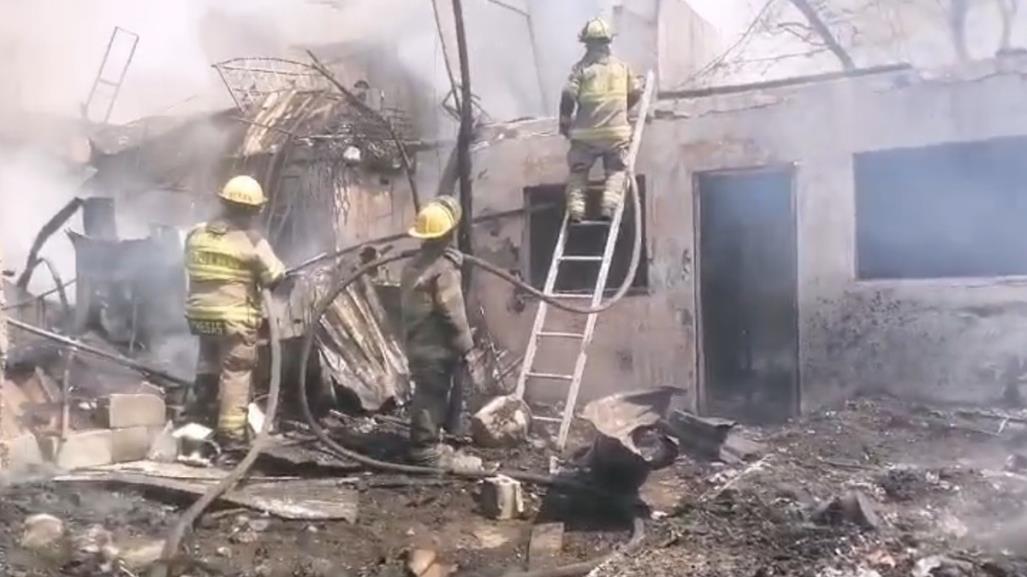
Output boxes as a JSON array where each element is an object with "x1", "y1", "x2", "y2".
[{"x1": 4, "y1": 396, "x2": 1027, "y2": 577}]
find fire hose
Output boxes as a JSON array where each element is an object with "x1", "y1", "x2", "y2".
[
  {"x1": 290, "y1": 177, "x2": 647, "y2": 577},
  {"x1": 92, "y1": 177, "x2": 646, "y2": 576},
  {"x1": 151, "y1": 289, "x2": 282, "y2": 577}
]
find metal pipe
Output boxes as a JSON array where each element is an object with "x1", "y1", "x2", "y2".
[
  {"x1": 7, "y1": 318, "x2": 190, "y2": 388},
  {"x1": 452, "y1": 0, "x2": 475, "y2": 290}
]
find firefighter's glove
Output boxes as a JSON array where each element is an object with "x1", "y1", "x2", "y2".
[{"x1": 559, "y1": 116, "x2": 572, "y2": 138}]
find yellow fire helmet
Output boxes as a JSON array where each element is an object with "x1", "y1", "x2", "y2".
[
  {"x1": 579, "y1": 17, "x2": 614, "y2": 43},
  {"x1": 219, "y1": 175, "x2": 266, "y2": 207},
  {"x1": 433, "y1": 194, "x2": 463, "y2": 224},
  {"x1": 409, "y1": 196, "x2": 461, "y2": 239}
]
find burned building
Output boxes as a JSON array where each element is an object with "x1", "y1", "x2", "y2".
[
  {"x1": 70, "y1": 47, "x2": 1027, "y2": 426},
  {"x1": 363, "y1": 54, "x2": 1027, "y2": 423}
]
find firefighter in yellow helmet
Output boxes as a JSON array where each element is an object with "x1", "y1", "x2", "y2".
[
  {"x1": 184, "y1": 175, "x2": 285, "y2": 451},
  {"x1": 560, "y1": 17, "x2": 643, "y2": 222},
  {"x1": 400, "y1": 196, "x2": 481, "y2": 471}
]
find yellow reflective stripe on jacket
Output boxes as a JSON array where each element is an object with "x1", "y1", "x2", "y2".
[
  {"x1": 187, "y1": 257, "x2": 254, "y2": 282},
  {"x1": 186, "y1": 227, "x2": 257, "y2": 284},
  {"x1": 570, "y1": 125, "x2": 633, "y2": 142},
  {"x1": 185, "y1": 304, "x2": 259, "y2": 323}
]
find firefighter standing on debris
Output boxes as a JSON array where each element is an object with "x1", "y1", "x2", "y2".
[
  {"x1": 184, "y1": 175, "x2": 285, "y2": 451},
  {"x1": 560, "y1": 17, "x2": 642, "y2": 222},
  {"x1": 400, "y1": 196, "x2": 481, "y2": 471}
]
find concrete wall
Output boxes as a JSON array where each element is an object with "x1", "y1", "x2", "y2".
[
  {"x1": 449, "y1": 119, "x2": 699, "y2": 406},
  {"x1": 450, "y1": 55, "x2": 1027, "y2": 411},
  {"x1": 331, "y1": 55, "x2": 1027, "y2": 412},
  {"x1": 659, "y1": 55, "x2": 1027, "y2": 409}
]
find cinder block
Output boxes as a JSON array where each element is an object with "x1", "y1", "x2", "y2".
[
  {"x1": 105, "y1": 394, "x2": 166, "y2": 429},
  {"x1": 479, "y1": 475, "x2": 524, "y2": 520},
  {"x1": 528, "y1": 523, "x2": 565, "y2": 570},
  {"x1": 111, "y1": 427, "x2": 158, "y2": 463},
  {"x1": 0, "y1": 433, "x2": 45, "y2": 471},
  {"x1": 55, "y1": 429, "x2": 113, "y2": 470}
]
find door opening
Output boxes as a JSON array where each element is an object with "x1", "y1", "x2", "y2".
[{"x1": 696, "y1": 167, "x2": 799, "y2": 423}]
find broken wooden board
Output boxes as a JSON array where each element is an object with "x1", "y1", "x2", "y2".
[
  {"x1": 54, "y1": 461, "x2": 358, "y2": 522},
  {"x1": 259, "y1": 437, "x2": 362, "y2": 472}
]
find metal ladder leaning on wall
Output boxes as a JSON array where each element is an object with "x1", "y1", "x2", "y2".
[{"x1": 514, "y1": 70, "x2": 656, "y2": 450}]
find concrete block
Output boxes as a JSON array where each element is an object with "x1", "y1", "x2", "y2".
[
  {"x1": 111, "y1": 427, "x2": 158, "y2": 463},
  {"x1": 471, "y1": 395, "x2": 531, "y2": 448},
  {"x1": 0, "y1": 433, "x2": 45, "y2": 471},
  {"x1": 527, "y1": 523, "x2": 565, "y2": 570},
  {"x1": 479, "y1": 475, "x2": 524, "y2": 520},
  {"x1": 104, "y1": 394, "x2": 165, "y2": 429},
  {"x1": 55, "y1": 429, "x2": 113, "y2": 470}
]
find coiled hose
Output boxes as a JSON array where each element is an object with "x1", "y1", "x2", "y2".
[
  {"x1": 153, "y1": 178, "x2": 645, "y2": 577},
  {"x1": 150, "y1": 289, "x2": 282, "y2": 577},
  {"x1": 293, "y1": 178, "x2": 647, "y2": 576}
]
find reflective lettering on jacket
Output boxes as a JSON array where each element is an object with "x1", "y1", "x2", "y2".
[
  {"x1": 400, "y1": 247, "x2": 474, "y2": 362},
  {"x1": 563, "y1": 54, "x2": 641, "y2": 145},
  {"x1": 184, "y1": 220, "x2": 285, "y2": 332}
]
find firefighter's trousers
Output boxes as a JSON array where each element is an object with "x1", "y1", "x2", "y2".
[
  {"x1": 196, "y1": 330, "x2": 258, "y2": 442},
  {"x1": 565, "y1": 139, "x2": 630, "y2": 219},
  {"x1": 408, "y1": 357, "x2": 459, "y2": 448}
]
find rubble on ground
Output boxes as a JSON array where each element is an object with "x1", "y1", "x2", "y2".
[{"x1": 3, "y1": 395, "x2": 1027, "y2": 576}]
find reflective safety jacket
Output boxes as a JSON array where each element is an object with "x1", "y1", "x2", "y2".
[
  {"x1": 400, "y1": 247, "x2": 474, "y2": 363},
  {"x1": 184, "y1": 220, "x2": 285, "y2": 334},
  {"x1": 563, "y1": 53, "x2": 641, "y2": 145}
]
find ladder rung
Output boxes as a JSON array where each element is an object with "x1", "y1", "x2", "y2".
[
  {"x1": 533, "y1": 416, "x2": 562, "y2": 423},
  {"x1": 548, "y1": 293, "x2": 592, "y2": 299},
  {"x1": 537, "y1": 331, "x2": 585, "y2": 339},
  {"x1": 526, "y1": 372, "x2": 574, "y2": 381},
  {"x1": 570, "y1": 220, "x2": 609, "y2": 227},
  {"x1": 558, "y1": 255, "x2": 603, "y2": 263}
]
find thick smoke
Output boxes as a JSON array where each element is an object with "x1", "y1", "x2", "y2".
[{"x1": 0, "y1": 0, "x2": 631, "y2": 290}]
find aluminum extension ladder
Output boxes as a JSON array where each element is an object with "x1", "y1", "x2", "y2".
[
  {"x1": 515, "y1": 71, "x2": 656, "y2": 449},
  {"x1": 84, "y1": 27, "x2": 139, "y2": 124}
]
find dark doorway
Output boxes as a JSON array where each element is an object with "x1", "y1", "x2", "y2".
[{"x1": 696, "y1": 167, "x2": 799, "y2": 423}]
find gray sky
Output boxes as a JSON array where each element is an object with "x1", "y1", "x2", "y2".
[
  {"x1": 688, "y1": 0, "x2": 752, "y2": 35},
  {"x1": 0, "y1": 0, "x2": 753, "y2": 124}
]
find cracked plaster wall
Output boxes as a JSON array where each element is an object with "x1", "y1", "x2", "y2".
[{"x1": 360, "y1": 56, "x2": 1027, "y2": 411}]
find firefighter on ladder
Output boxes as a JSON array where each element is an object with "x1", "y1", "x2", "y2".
[
  {"x1": 400, "y1": 196, "x2": 482, "y2": 471},
  {"x1": 184, "y1": 175, "x2": 285, "y2": 453},
  {"x1": 559, "y1": 17, "x2": 643, "y2": 222}
]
